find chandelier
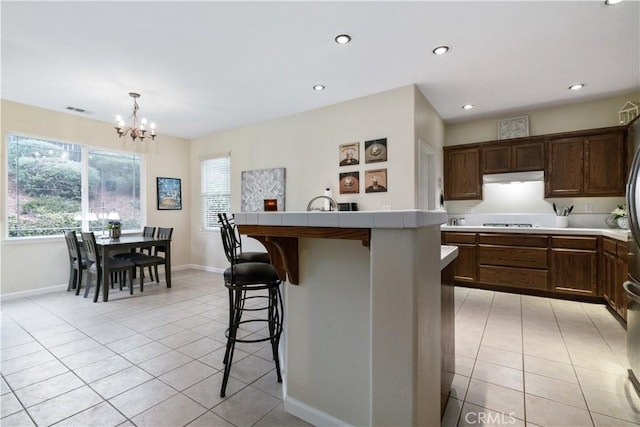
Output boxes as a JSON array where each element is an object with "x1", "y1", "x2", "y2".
[{"x1": 115, "y1": 92, "x2": 156, "y2": 142}]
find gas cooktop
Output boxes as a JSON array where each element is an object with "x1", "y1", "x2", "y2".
[{"x1": 482, "y1": 223, "x2": 533, "y2": 227}]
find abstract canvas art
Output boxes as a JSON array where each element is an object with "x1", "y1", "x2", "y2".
[{"x1": 241, "y1": 167, "x2": 286, "y2": 212}]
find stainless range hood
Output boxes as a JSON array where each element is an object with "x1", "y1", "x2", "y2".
[{"x1": 482, "y1": 171, "x2": 544, "y2": 184}]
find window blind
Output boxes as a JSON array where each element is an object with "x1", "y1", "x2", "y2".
[{"x1": 202, "y1": 155, "x2": 231, "y2": 228}]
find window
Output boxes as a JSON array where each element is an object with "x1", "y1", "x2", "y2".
[
  {"x1": 201, "y1": 154, "x2": 230, "y2": 229},
  {"x1": 6, "y1": 134, "x2": 142, "y2": 238}
]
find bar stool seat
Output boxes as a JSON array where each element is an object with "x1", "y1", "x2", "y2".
[
  {"x1": 218, "y1": 213, "x2": 283, "y2": 398},
  {"x1": 236, "y1": 251, "x2": 271, "y2": 264}
]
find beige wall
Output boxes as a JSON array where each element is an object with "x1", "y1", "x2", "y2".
[
  {"x1": 0, "y1": 100, "x2": 190, "y2": 295},
  {"x1": 190, "y1": 85, "x2": 442, "y2": 271},
  {"x1": 445, "y1": 91, "x2": 640, "y2": 146},
  {"x1": 1, "y1": 85, "x2": 442, "y2": 294},
  {"x1": 414, "y1": 86, "x2": 446, "y2": 208}
]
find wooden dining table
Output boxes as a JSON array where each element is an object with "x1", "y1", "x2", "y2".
[{"x1": 94, "y1": 235, "x2": 171, "y2": 302}]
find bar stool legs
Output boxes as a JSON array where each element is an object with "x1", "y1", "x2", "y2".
[{"x1": 220, "y1": 285, "x2": 283, "y2": 398}]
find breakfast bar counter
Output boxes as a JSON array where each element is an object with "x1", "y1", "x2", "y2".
[{"x1": 235, "y1": 210, "x2": 448, "y2": 426}]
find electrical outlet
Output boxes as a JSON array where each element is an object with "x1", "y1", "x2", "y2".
[{"x1": 585, "y1": 204, "x2": 593, "y2": 213}]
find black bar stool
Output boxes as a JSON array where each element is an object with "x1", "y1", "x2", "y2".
[{"x1": 218, "y1": 213, "x2": 283, "y2": 397}]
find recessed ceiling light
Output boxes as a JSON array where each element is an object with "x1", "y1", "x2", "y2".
[
  {"x1": 604, "y1": 0, "x2": 623, "y2": 5},
  {"x1": 569, "y1": 83, "x2": 585, "y2": 91},
  {"x1": 313, "y1": 85, "x2": 325, "y2": 91},
  {"x1": 462, "y1": 104, "x2": 474, "y2": 110},
  {"x1": 335, "y1": 34, "x2": 352, "y2": 44},
  {"x1": 432, "y1": 45, "x2": 450, "y2": 55}
]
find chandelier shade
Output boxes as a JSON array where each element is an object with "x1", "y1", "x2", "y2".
[{"x1": 115, "y1": 92, "x2": 156, "y2": 142}]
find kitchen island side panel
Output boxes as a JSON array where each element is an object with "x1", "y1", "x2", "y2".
[
  {"x1": 285, "y1": 238, "x2": 372, "y2": 426},
  {"x1": 370, "y1": 226, "x2": 442, "y2": 426}
]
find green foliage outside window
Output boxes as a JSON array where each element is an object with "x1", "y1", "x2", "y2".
[{"x1": 6, "y1": 135, "x2": 142, "y2": 238}]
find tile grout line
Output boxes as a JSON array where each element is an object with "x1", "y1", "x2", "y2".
[
  {"x1": 456, "y1": 290, "x2": 496, "y2": 427},
  {"x1": 4, "y1": 297, "x2": 138, "y2": 426},
  {"x1": 548, "y1": 299, "x2": 597, "y2": 427},
  {"x1": 2, "y1": 280, "x2": 220, "y2": 426},
  {"x1": 519, "y1": 294, "x2": 528, "y2": 426}
]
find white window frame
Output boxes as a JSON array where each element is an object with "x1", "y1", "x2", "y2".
[
  {"x1": 5, "y1": 132, "x2": 145, "y2": 240},
  {"x1": 201, "y1": 153, "x2": 231, "y2": 230}
]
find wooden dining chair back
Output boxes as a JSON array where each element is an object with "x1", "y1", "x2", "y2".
[
  {"x1": 114, "y1": 226, "x2": 158, "y2": 279},
  {"x1": 129, "y1": 227, "x2": 173, "y2": 291},
  {"x1": 81, "y1": 232, "x2": 135, "y2": 302},
  {"x1": 64, "y1": 230, "x2": 90, "y2": 295}
]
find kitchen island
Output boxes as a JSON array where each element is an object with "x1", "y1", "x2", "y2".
[{"x1": 234, "y1": 210, "x2": 448, "y2": 426}]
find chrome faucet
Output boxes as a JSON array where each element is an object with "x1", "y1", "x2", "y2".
[{"x1": 307, "y1": 195, "x2": 338, "y2": 211}]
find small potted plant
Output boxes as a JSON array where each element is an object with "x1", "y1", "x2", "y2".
[
  {"x1": 107, "y1": 220, "x2": 122, "y2": 238},
  {"x1": 612, "y1": 204, "x2": 629, "y2": 230}
]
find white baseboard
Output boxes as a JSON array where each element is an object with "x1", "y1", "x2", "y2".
[
  {"x1": 187, "y1": 264, "x2": 226, "y2": 274},
  {"x1": 283, "y1": 396, "x2": 352, "y2": 427},
  {"x1": 0, "y1": 283, "x2": 68, "y2": 301},
  {"x1": 0, "y1": 264, "x2": 223, "y2": 301}
]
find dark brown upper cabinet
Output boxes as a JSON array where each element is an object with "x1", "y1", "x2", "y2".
[
  {"x1": 444, "y1": 123, "x2": 628, "y2": 201},
  {"x1": 443, "y1": 145, "x2": 482, "y2": 200},
  {"x1": 545, "y1": 128, "x2": 626, "y2": 198},
  {"x1": 481, "y1": 139, "x2": 545, "y2": 174}
]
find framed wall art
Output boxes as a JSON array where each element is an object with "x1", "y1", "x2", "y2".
[
  {"x1": 339, "y1": 142, "x2": 360, "y2": 166},
  {"x1": 157, "y1": 177, "x2": 182, "y2": 210},
  {"x1": 364, "y1": 138, "x2": 387, "y2": 163},
  {"x1": 365, "y1": 169, "x2": 387, "y2": 193},
  {"x1": 339, "y1": 171, "x2": 360, "y2": 194},
  {"x1": 498, "y1": 116, "x2": 529, "y2": 139},
  {"x1": 240, "y1": 167, "x2": 286, "y2": 212}
]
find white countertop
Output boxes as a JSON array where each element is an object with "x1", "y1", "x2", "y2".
[
  {"x1": 441, "y1": 245, "x2": 458, "y2": 270},
  {"x1": 441, "y1": 225, "x2": 631, "y2": 242},
  {"x1": 234, "y1": 210, "x2": 448, "y2": 229}
]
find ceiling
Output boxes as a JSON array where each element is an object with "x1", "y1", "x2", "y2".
[{"x1": 2, "y1": 1, "x2": 639, "y2": 140}]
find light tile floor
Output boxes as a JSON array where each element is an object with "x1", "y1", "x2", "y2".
[
  {"x1": 443, "y1": 287, "x2": 640, "y2": 427},
  {"x1": 2, "y1": 269, "x2": 639, "y2": 426},
  {"x1": 1, "y1": 269, "x2": 310, "y2": 427}
]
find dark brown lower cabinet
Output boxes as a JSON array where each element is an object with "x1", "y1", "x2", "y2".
[
  {"x1": 441, "y1": 231, "x2": 628, "y2": 309},
  {"x1": 441, "y1": 261, "x2": 455, "y2": 417},
  {"x1": 550, "y1": 236, "x2": 598, "y2": 296},
  {"x1": 603, "y1": 238, "x2": 618, "y2": 309},
  {"x1": 477, "y1": 233, "x2": 548, "y2": 290},
  {"x1": 603, "y1": 237, "x2": 629, "y2": 320},
  {"x1": 442, "y1": 232, "x2": 477, "y2": 283}
]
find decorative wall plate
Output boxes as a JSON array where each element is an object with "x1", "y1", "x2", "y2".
[{"x1": 498, "y1": 116, "x2": 529, "y2": 139}]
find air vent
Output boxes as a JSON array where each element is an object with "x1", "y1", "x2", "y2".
[{"x1": 65, "y1": 106, "x2": 90, "y2": 114}]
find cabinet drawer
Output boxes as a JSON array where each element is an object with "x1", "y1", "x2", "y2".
[
  {"x1": 478, "y1": 233, "x2": 547, "y2": 248},
  {"x1": 478, "y1": 245, "x2": 547, "y2": 269},
  {"x1": 551, "y1": 236, "x2": 598, "y2": 250},
  {"x1": 479, "y1": 265, "x2": 548, "y2": 289},
  {"x1": 603, "y1": 238, "x2": 617, "y2": 255},
  {"x1": 443, "y1": 232, "x2": 477, "y2": 244}
]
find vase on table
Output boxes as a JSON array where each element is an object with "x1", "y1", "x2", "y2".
[
  {"x1": 617, "y1": 216, "x2": 629, "y2": 230},
  {"x1": 110, "y1": 228, "x2": 121, "y2": 239}
]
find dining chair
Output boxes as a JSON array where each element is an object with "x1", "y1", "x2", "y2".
[
  {"x1": 64, "y1": 230, "x2": 90, "y2": 295},
  {"x1": 219, "y1": 213, "x2": 270, "y2": 264},
  {"x1": 114, "y1": 226, "x2": 156, "y2": 280},
  {"x1": 81, "y1": 232, "x2": 136, "y2": 302},
  {"x1": 128, "y1": 227, "x2": 173, "y2": 291}
]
